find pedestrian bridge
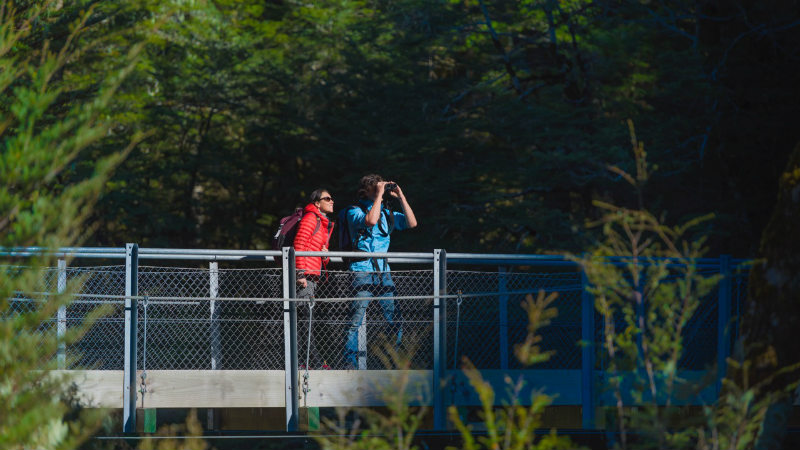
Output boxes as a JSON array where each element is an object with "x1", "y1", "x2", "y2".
[{"x1": 2, "y1": 246, "x2": 747, "y2": 432}]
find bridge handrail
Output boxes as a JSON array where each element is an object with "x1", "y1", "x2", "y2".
[{"x1": 1, "y1": 246, "x2": 748, "y2": 267}]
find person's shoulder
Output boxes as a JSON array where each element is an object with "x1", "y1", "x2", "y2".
[
  {"x1": 301, "y1": 204, "x2": 319, "y2": 218},
  {"x1": 344, "y1": 203, "x2": 366, "y2": 220}
]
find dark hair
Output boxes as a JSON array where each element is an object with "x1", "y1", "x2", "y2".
[
  {"x1": 309, "y1": 188, "x2": 329, "y2": 203},
  {"x1": 357, "y1": 174, "x2": 383, "y2": 199}
]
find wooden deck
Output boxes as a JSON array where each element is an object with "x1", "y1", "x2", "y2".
[
  {"x1": 57, "y1": 369, "x2": 721, "y2": 409},
  {"x1": 57, "y1": 370, "x2": 581, "y2": 408}
]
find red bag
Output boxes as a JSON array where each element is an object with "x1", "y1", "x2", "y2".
[{"x1": 271, "y1": 208, "x2": 320, "y2": 250}]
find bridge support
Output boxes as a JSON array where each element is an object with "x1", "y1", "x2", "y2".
[
  {"x1": 283, "y1": 247, "x2": 299, "y2": 431},
  {"x1": 57, "y1": 258, "x2": 67, "y2": 369},
  {"x1": 498, "y1": 266, "x2": 509, "y2": 370},
  {"x1": 208, "y1": 261, "x2": 220, "y2": 430},
  {"x1": 580, "y1": 263, "x2": 595, "y2": 429},
  {"x1": 432, "y1": 249, "x2": 447, "y2": 429},
  {"x1": 123, "y1": 243, "x2": 138, "y2": 433}
]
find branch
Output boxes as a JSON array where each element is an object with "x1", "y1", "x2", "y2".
[{"x1": 477, "y1": 0, "x2": 523, "y2": 95}]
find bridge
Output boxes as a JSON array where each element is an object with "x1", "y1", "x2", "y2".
[{"x1": 2, "y1": 246, "x2": 748, "y2": 433}]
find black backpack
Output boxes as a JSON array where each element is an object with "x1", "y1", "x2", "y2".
[
  {"x1": 272, "y1": 208, "x2": 321, "y2": 250},
  {"x1": 337, "y1": 203, "x2": 394, "y2": 264}
]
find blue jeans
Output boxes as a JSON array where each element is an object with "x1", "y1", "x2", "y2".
[{"x1": 344, "y1": 273, "x2": 402, "y2": 367}]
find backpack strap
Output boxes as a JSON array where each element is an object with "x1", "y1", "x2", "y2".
[
  {"x1": 322, "y1": 219, "x2": 334, "y2": 280},
  {"x1": 312, "y1": 214, "x2": 321, "y2": 237},
  {"x1": 353, "y1": 204, "x2": 369, "y2": 248},
  {"x1": 368, "y1": 205, "x2": 393, "y2": 237},
  {"x1": 384, "y1": 206, "x2": 395, "y2": 235}
]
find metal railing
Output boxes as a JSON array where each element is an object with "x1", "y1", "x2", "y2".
[{"x1": 1, "y1": 245, "x2": 748, "y2": 433}]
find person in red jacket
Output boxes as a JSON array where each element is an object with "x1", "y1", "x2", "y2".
[
  {"x1": 294, "y1": 188, "x2": 335, "y2": 369},
  {"x1": 295, "y1": 188, "x2": 335, "y2": 289}
]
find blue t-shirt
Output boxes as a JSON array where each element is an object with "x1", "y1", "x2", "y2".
[{"x1": 346, "y1": 199, "x2": 408, "y2": 272}]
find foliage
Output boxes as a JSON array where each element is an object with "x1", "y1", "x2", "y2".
[
  {"x1": 76, "y1": 0, "x2": 800, "y2": 257},
  {"x1": 740, "y1": 140, "x2": 800, "y2": 450},
  {"x1": 314, "y1": 343, "x2": 427, "y2": 450},
  {"x1": 136, "y1": 410, "x2": 208, "y2": 450},
  {"x1": 580, "y1": 123, "x2": 798, "y2": 450},
  {"x1": 448, "y1": 291, "x2": 575, "y2": 450},
  {"x1": 0, "y1": 1, "x2": 143, "y2": 448},
  {"x1": 314, "y1": 291, "x2": 575, "y2": 450},
  {"x1": 696, "y1": 356, "x2": 799, "y2": 450}
]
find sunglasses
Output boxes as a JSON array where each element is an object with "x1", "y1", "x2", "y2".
[{"x1": 319, "y1": 196, "x2": 334, "y2": 202}]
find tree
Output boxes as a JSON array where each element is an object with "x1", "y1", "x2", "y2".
[
  {"x1": 581, "y1": 123, "x2": 796, "y2": 450},
  {"x1": 1, "y1": 1, "x2": 143, "y2": 447},
  {"x1": 313, "y1": 292, "x2": 575, "y2": 450},
  {"x1": 81, "y1": 0, "x2": 800, "y2": 259},
  {"x1": 744, "y1": 140, "x2": 800, "y2": 450}
]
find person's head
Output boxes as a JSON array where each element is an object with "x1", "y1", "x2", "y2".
[
  {"x1": 357, "y1": 174, "x2": 384, "y2": 200},
  {"x1": 310, "y1": 188, "x2": 334, "y2": 214}
]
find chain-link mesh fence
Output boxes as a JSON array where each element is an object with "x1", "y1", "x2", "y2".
[
  {"x1": 2, "y1": 266, "x2": 57, "y2": 361},
  {"x1": 446, "y1": 269, "x2": 583, "y2": 370},
  {"x1": 2, "y1": 265, "x2": 126, "y2": 369},
  {"x1": 136, "y1": 266, "x2": 284, "y2": 370},
  {"x1": 297, "y1": 269, "x2": 434, "y2": 370},
  {"x1": 67, "y1": 266, "x2": 127, "y2": 369},
  {"x1": 590, "y1": 264, "x2": 737, "y2": 371},
  {"x1": 679, "y1": 266, "x2": 722, "y2": 370},
  {"x1": 1, "y1": 257, "x2": 750, "y2": 376}
]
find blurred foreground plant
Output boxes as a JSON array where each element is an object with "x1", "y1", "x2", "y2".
[
  {"x1": 1, "y1": 1, "x2": 146, "y2": 448},
  {"x1": 581, "y1": 121, "x2": 799, "y2": 450},
  {"x1": 448, "y1": 291, "x2": 575, "y2": 450},
  {"x1": 315, "y1": 291, "x2": 576, "y2": 450},
  {"x1": 315, "y1": 340, "x2": 427, "y2": 450},
  {"x1": 136, "y1": 410, "x2": 208, "y2": 450}
]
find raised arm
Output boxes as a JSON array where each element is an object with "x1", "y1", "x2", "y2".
[
  {"x1": 392, "y1": 184, "x2": 417, "y2": 228},
  {"x1": 364, "y1": 182, "x2": 387, "y2": 227}
]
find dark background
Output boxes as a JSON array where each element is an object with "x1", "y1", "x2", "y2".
[{"x1": 54, "y1": 0, "x2": 800, "y2": 255}]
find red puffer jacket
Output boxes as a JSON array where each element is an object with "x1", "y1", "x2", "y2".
[{"x1": 294, "y1": 203, "x2": 333, "y2": 277}]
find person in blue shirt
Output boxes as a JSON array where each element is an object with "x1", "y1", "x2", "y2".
[{"x1": 344, "y1": 174, "x2": 418, "y2": 369}]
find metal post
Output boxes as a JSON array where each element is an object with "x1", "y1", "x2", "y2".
[
  {"x1": 357, "y1": 312, "x2": 368, "y2": 369},
  {"x1": 498, "y1": 266, "x2": 509, "y2": 370},
  {"x1": 57, "y1": 258, "x2": 67, "y2": 369},
  {"x1": 283, "y1": 247, "x2": 299, "y2": 431},
  {"x1": 432, "y1": 249, "x2": 447, "y2": 429},
  {"x1": 123, "y1": 243, "x2": 138, "y2": 433},
  {"x1": 208, "y1": 261, "x2": 220, "y2": 430},
  {"x1": 580, "y1": 265, "x2": 595, "y2": 429},
  {"x1": 717, "y1": 255, "x2": 732, "y2": 393}
]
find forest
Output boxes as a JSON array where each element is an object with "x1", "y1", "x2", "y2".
[
  {"x1": 3, "y1": 0, "x2": 800, "y2": 448},
  {"x1": 25, "y1": 0, "x2": 796, "y2": 257}
]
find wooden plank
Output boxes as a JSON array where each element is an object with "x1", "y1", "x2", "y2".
[
  {"x1": 305, "y1": 370, "x2": 432, "y2": 407},
  {"x1": 142, "y1": 370, "x2": 285, "y2": 408},
  {"x1": 54, "y1": 370, "x2": 579, "y2": 408},
  {"x1": 52, "y1": 370, "x2": 122, "y2": 408},
  {"x1": 55, "y1": 369, "x2": 729, "y2": 409}
]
